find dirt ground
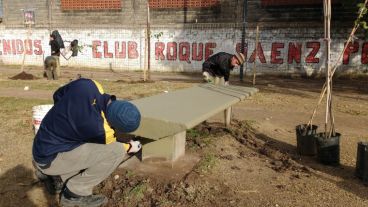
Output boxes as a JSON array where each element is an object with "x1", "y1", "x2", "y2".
[{"x1": 0, "y1": 65, "x2": 367, "y2": 207}]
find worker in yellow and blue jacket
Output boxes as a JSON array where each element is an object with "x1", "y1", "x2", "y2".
[{"x1": 32, "y1": 78, "x2": 141, "y2": 207}]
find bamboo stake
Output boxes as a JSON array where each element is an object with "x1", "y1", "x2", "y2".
[
  {"x1": 328, "y1": 79, "x2": 335, "y2": 138},
  {"x1": 323, "y1": 0, "x2": 330, "y2": 137},
  {"x1": 306, "y1": 83, "x2": 326, "y2": 128},
  {"x1": 252, "y1": 25, "x2": 259, "y2": 86},
  {"x1": 305, "y1": 0, "x2": 368, "y2": 131},
  {"x1": 327, "y1": 0, "x2": 335, "y2": 138},
  {"x1": 306, "y1": 24, "x2": 358, "y2": 130}
]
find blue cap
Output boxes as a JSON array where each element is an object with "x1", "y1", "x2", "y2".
[{"x1": 106, "y1": 101, "x2": 141, "y2": 133}]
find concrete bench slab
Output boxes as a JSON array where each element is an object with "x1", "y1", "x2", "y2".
[
  {"x1": 131, "y1": 84, "x2": 258, "y2": 139},
  {"x1": 129, "y1": 83, "x2": 258, "y2": 161}
]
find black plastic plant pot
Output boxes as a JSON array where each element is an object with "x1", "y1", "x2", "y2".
[
  {"x1": 355, "y1": 142, "x2": 368, "y2": 182},
  {"x1": 315, "y1": 133, "x2": 341, "y2": 166},
  {"x1": 296, "y1": 124, "x2": 318, "y2": 156}
]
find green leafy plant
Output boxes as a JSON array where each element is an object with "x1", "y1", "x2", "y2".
[
  {"x1": 125, "y1": 170, "x2": 134, "y2": 178},
  {"x1": 152, "y1": 32, "x2": 163, "y2": 41},
  {"x1": 124, "y1": 181, "x2": 147, "y2": 203},
  {"x1": 355, "y1": 2, "x2": 368, "y2": 29},
  {"x1": 186, "y1": 128, "x2": 212, "y2": 149}
]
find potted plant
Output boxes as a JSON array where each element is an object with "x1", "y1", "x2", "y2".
[
  {"x1": 295, "y1": 124, "x2": 318, "y2": 156},
  {"x1": 314, "y1": 0, "x2": 341, "y2": 166},
  {"x1": 355, "y1": 142, "x2": 368, "y2": 182}
]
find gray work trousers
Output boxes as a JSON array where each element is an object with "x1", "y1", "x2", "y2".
[
  {"x1": 35, "y1": 142, "x2": 126, "y2": 196},
  {"x1": 53, "y1": 55, "x2": 60, "y2": 78}
]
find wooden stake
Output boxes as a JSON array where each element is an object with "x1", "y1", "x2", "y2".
[
  {"x1": 144, "y1": 2, "x2": 151, "y2": 81},
  {"x1": 49, "y1": 0, "x2": 53, "y2": 33},
  {"x1": 20, "y1": 24, "x2": 32, "y2": 72},
  {"x1": 323, "y1": 0, "x2": 332, "y2": 138},
  {"x1": 143, "y1": 29, "x2": 147, "y2": 81},
  {"x1": 147, "y1": 2, "x2": 151, "y2": 81},
  {"x1": 252, "y1": 25, "x2": 259, "y2": 86}
]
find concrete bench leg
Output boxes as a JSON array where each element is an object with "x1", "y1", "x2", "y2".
[
  {"x1": 142, "y1": 131, "x2": 186, "y2": 161},
  {"x1": 224, "y1": 107, "x2": 232, "y2": 127}
]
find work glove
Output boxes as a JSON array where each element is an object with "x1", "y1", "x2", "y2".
[
  {"x1": 224, "y1": 81, "x2": 229, "y2": 86},
  {"x1": 127, "y1": 140, "x2": 142, "y2": 154}
]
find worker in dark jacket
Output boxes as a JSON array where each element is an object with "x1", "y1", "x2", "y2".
[
  {"x1": 202, "y1": 52, "x2": 245, "y2": 85},
  {"x1": 49, "y1": 34, "x2": 61, "y2": 78},
  {"x1": 32, "y1": 78, "x2": 141, "y2": 207}
]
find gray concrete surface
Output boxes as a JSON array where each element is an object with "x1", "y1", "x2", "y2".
[
  {"x1": 131, "y1": 83, "x2": 258, "y2": 140},
  {"x1": 129, "y1": 83, "x2": 258, "y2": 161}
]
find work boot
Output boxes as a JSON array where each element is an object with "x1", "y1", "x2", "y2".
[
  {"x1": 35, "y1": 169, "x2": 63, "y2": 195},
  {"x1": 60, "y1": 188, "x2": 108, "y2": 207}
]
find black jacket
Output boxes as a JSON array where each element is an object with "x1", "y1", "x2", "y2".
[
  {"x1": 49, "y1": 39, "x2": 60, "y2": 56},
  {"x1": 202, "y1": 52, "x2": 234, "y2": 81}
]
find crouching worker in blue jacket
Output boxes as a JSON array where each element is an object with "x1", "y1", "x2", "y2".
[{"x1": 32, "y1": 78, "x2": 142, "y2": 207}]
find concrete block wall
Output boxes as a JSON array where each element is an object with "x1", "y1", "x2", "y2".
[
  {"x1": 148, "y1": 26, "x2": 368, "y2": 73},
  {"x1": 0, "y1": 0, "x2": 3, "y2": 20},
  {"x1": 1, "y1": 0, "x2": 147, "y2": 28},
  {"x1": 0, "y1": 28, "x2": 144, "y2": 70},
  {"x1": 1, "y1": 0, "x2": 243, "y2": 28},
  {"x1": 247, "y1": 0, "x2": 356, "y2": 27},
  {"x1": 0, "y1": 0, "x2": 358, "y2": 27},
  {"x1": 0, "y1": 0, "x2": 365, "y2": 73},
  {"x1": 1, "y1": 0, "x2": 49, "y2": 28},
  {"x1": 1, "y1": 26, "x2": 367, "y2": 73},
  {"x1": 49, "y1": 0, "x2": 147, "y2": 28},
  {"x1": 150, "y1": 0, "x2": 243, "y2": 24},
  {"x1": 0, "y1": 0, "x2": 358, "y2": 29}
]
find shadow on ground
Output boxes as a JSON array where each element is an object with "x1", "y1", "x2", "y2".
[
  {"x1": 194, "y1": 120, "x2": 368, "y2": 200},
  {"x1": 0, "y1": 165, "x2": 58, "y2": 207},
  {"x1": 249, "y1": 127, "x2": 368, "y2": 200}
]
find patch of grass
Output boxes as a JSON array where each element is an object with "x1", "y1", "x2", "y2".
[
  {"x1": 187, "y1": 128, "x2": 207, "y2": 138},
  {"x1": 157, "y1": 197, "x2": 175, "y2": 207},
  {"x1": 125, "y1": 170, "x2": 134, "y2": 178},
  {"x1": 127, "y1": 182, "x2": 147, "y2": 201},
  {"x1": 197, "y1": 153, "x2": 217, "y2": 173},
  {"x1": 0, "y1": 97, "x2": 50, "y2": 110},
  {"x1": 0, "y1": 97, "x2": 51, "y2": 135},
  {"x1": 0, "y1": 97, "x2": 50, "y2": 135},
  {"x1": 0, "y1": 79, "x2": 64, "y2": 91},
  {"x1": 335, "y1": 71, "x2": 368, "y2": 80},
  {"x1": 186, "y1": 128, "x2": 213, "y2": 149},
  {"x1": 337, "y1": 108, "x2": 368, "y2": 116},
  {"x1": 0, "y1": 97, "x2": 51, "y2": 121},
  {"x1": 0, "y1": 77, "x2": 193, "y2": 102},
  {"x1": 98, "y1": 80, "x2": 193, "y2": 100},
  {"x1": 336, "y1": 103, "x2": 368, "y2": 116},
  {"x1": 244, "y1": 120, "x2": 257, "y2": 128}
]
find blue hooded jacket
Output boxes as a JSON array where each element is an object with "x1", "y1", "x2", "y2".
[{"x1": 32, "y1": 79, "x2": 116, "y2": 164}]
